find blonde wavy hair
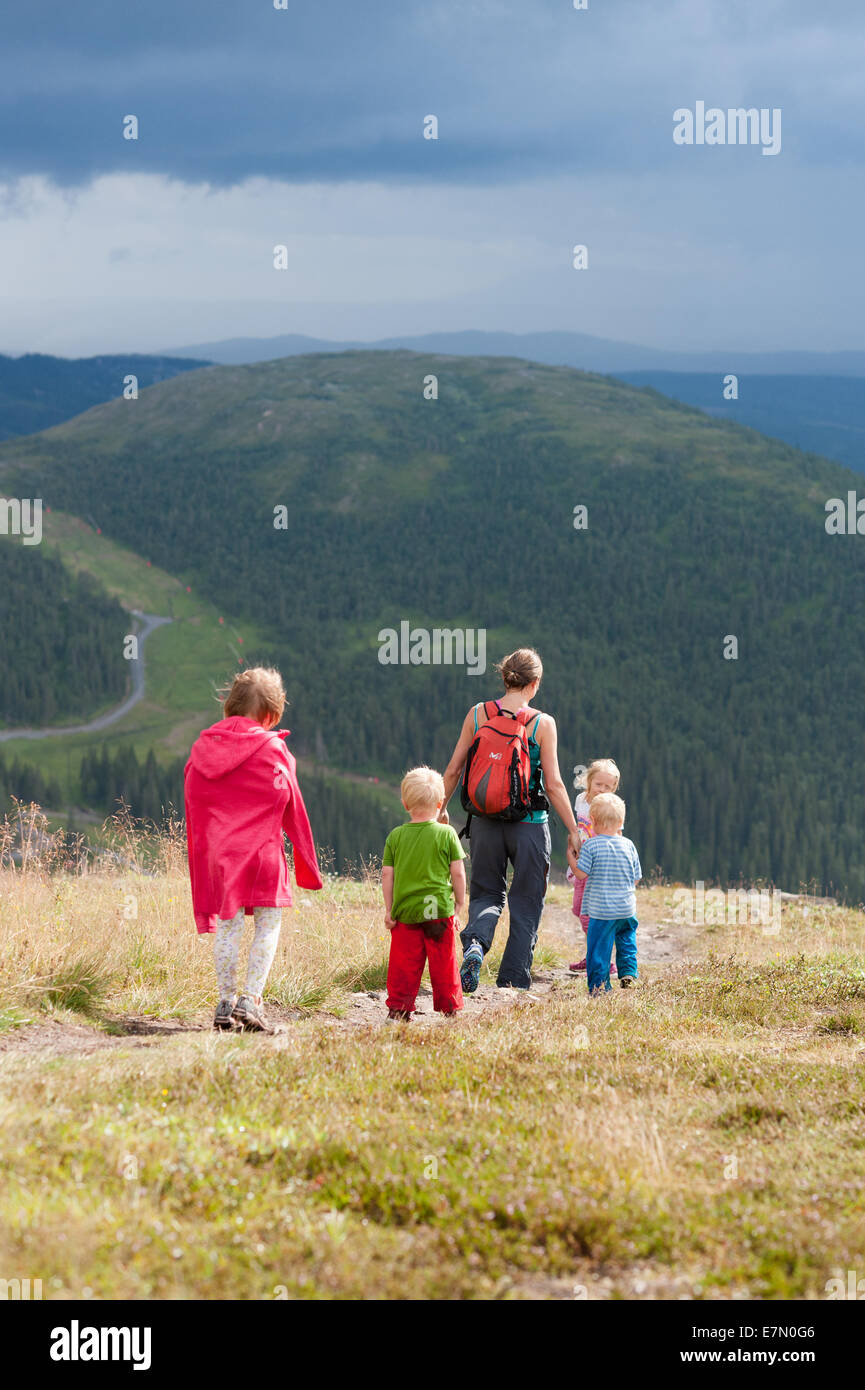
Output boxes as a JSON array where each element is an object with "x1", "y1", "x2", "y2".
[{"x1": 220, "y1": 666, "x2": 286, "y2": 725}]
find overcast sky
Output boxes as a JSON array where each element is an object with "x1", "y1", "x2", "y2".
[{"x1": 1, "y1": 0, "x2": 862, "y2": 357}]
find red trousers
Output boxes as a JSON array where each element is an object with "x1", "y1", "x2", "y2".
[{"x1": 386, "y1": 917, "x2": 463, "y2": 1015}]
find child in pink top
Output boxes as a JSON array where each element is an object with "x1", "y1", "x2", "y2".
[
  {"x1": 567, "y1": 759, "x2": 621, "y2": 974},
  {"x1": 185, "y1": 666, "x2": 322, "y2": 1032}
]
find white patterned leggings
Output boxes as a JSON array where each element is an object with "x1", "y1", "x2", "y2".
[{"x1": 213, "y1": 907, "x2": 282, "y2": 1002}]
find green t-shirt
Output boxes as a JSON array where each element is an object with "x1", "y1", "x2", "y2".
[{"x1": 382, "y1": 820, "x2": 467, "y2": 924}]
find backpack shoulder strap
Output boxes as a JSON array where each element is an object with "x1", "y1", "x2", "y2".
[{"x1": 474, "y1": 700, "x2": 500, "y2": 733}]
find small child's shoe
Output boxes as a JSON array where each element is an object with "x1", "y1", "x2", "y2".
[
  {"x1": 568, "y1": 958, "x2": 587, "y2": 973},
  {"x1": 213, "y1": 998, "x2": 238, "y2": 1031},
  {"x1": 385, "y1": 1009, "x2": 412, "y2": 1023},
  {"x1": 233, "y1": 995, "x2": 277, "y2": 1033},
  {"x1": 619, "y1": 976, "x2": 636, "y2": 989},
  {"x1": 610, "y1": 961, "x2": 618, "y2": 977}
]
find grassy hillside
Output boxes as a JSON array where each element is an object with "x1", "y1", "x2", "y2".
[
  {"x1": 1, "y1": 830, "x2": 863, "y2": 1300},
  {"x1": 1, "y1": 352, "x2": 864, "y2": 896}
]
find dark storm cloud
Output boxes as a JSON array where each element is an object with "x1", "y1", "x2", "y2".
[{"x1": 2, "y1": 0, "x2": 864, "y2": 188}]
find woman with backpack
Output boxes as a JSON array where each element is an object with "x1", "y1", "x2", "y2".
[{"x1": 438, "y1": 648, "x2": 581, "y2": 992}]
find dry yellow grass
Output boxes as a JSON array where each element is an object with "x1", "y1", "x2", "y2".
[{"x1": 0, "y1": 806, "x2": 403, "y2": 1021}]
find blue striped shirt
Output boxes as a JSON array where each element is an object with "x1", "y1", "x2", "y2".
[{"x1": 578, "y1": 834, "x2": 642, "y2": 919}]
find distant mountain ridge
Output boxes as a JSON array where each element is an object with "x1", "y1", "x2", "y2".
[{"x1": 163, "y1": 328, "x2": 865, "y2": 377}]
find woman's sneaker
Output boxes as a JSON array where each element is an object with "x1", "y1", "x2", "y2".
[
  {"x1": 214, "y1": 998, "x2": 238, "y2": 1031},
  {"x1": 233, "y1": 995, "x2": 276, "y2": 1033},
  {"x1": 460, "y1": 941, "x2": 483, "y2": 994},
  {"x1": 619, "y1": 976, "x2": 636, "y2": 989}
]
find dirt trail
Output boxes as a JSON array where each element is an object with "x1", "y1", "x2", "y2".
[
  {"x1": 0, "y1": 896, "x2": 691, "y2": 1058},
  {"x1": 327, "y1": 898, "x2": 689, "y2": 1033}
]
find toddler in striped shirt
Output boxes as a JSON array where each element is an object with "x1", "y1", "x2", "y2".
[
  {"x1": 566, "y1": 792, "x2": 641, "y2": 994},
  {"x1": 567, "y1": 757, "x2": 621, "y2": 974}
]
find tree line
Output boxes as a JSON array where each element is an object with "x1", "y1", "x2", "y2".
[{"x1": 0, "y1": 544, "x2": 128, "y2": 726}]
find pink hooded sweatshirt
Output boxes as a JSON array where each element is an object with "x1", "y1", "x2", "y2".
[{"x1": 184, "y1": 715, "x2": 323, "y2": 934}]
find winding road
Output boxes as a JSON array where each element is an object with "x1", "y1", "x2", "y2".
[{"x1": 0, "y1": 612, "x2": 172, "y2": 743}]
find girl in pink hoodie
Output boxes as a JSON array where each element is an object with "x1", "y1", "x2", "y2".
[{"x1": 184, "y1": 666, "x2": 322, "y2": 1032}]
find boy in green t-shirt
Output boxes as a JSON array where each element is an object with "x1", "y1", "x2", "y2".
[{"x1": 382, "y1": 766, "x2": 467, "y2": 1022}]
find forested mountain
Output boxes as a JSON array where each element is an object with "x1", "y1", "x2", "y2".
[
  {"x1": 0, "y1": 543, "x2": 128, "y2": 725},
  {"x1": 1, "y1": 351, "x2": 863, "y2": 899},
  {"x1": 0, "y1": 352, "x2": 212, "y2": 441}
]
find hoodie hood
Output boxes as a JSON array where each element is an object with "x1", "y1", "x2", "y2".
[{"x1": 189, "y1": 716, "x2": 287, "y2": 780}]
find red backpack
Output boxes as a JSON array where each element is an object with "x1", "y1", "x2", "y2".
[{"x1": 460, "y1": 701, "x2": 540, "y2": 835}]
